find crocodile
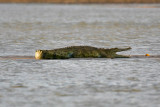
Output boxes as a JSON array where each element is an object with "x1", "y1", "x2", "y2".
[{"x1": 35, "y1": 46, "x2": 131, "y2": 59}]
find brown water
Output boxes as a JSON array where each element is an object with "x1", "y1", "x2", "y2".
[{"x1": 0, "y1": 4, "x2": 160, "y2": 107}]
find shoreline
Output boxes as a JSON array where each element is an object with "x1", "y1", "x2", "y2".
[{"x1": 0, "y1": 3, "x2": 160, "y2": 8}]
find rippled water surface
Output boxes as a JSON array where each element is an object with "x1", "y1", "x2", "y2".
[{"x1": 0, "y1": 4, "x2": 160, "y2": 107}]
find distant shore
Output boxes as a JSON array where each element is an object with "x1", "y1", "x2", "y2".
[{"x1": 0, "y1": 0, "x2": 160, "y2": 3}]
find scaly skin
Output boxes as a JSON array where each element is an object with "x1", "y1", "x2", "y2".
[{"x1": 35, "y1": 46, "x2": 131, "y2": 59}]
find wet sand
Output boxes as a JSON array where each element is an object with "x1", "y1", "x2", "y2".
[
  {"x1": 0, "y1": 56, "x2": 35, "y2": 60},
  {"x1": 0, "y1": 55, "x2": 160, "y2": 60}
]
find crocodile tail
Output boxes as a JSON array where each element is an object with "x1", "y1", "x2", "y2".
[{"x1": 115, "y1": 47, "x2": 131, "y2": 52}]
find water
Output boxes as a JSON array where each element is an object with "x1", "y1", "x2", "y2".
[{"x1": 0, "y1": 4, "x2": 160, "y2": 107}]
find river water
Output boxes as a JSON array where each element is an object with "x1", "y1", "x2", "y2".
[{"x1": 0, "y1": 4, "x2": 160, "y2": 107}]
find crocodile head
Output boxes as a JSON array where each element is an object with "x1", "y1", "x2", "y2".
[{"x1": 35, "y1": 50, "x2": 43, "y2": 59}]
